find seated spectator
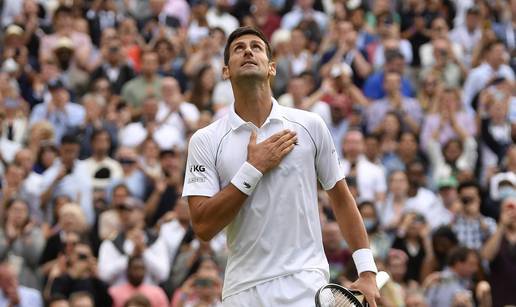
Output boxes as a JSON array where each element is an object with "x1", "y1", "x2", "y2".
[
  {"x1": 121, "y1": 51, "x2": 163, "y2": 116},
  {"x1": 340, "y1": 129, "x2": 387, "y2": 203},
  {"x1": 362, "y1": 49, "x2": 415, "y2": 100},
  {"x1": 417, "y1": 72, "x2": 443, "y2": 114},
  {"x1": 377, "y1": 170, "x2": 410, "y2": 231},
  {"x1": 0, "y1": 198, "x2": 45, "y2": 290},
  {"x1": 391, "y1": 212, "x2": 431, "y2": 283},
  {"x1": 0, "y1": 257, "x2": 43, "y2": 307},
  {"x1": 425, "y1": 246, "x2": 479, "y2": 307},
  {"x1": 107, "y1": 147, "x2": 149, "y2": 200},
  {"x1": 453, "y1": 181, "x2": 497, "y2": 250},
  {"x1": 173, "y1": 267, "x2": 223, "y2": 307},
  {"x1": 97, "y1": 201, "x2": 169, "y2": 286},
  {"x1": 449, "y1": 6, "x2": 482, "y2": 69},
  {"x1": 29, "y1": 79, "x2": 86, "y2": 144},
  {"x1": 462, "y1": 40, "x2": 515, "y2": 109},
  {"x1": 39, "y1": 6, "x2": 93, "y2": 74},
  {"x1": 280, "y1": 0, "x2": 328, "y2": 32},
  {"x1": 48, "y1": 241, "x2": 112, "y2": 306},
  {"x1": 358, "y1": 201, "x2": 392, "y2": 261},
  {"x1": 421, "y1": 226, "x2": 459, "y2": 279},
  {"x1": 109, "y1": 255, "x2": 169, "y2": 307},
  {"x1": 322, "y1": 221, "x2": 351, "y2": 282},
  {"x1": 40, "y1": 134, "x2": 94, "y2": 225},
  {"x1": 156, "y1": 77, "x2": 199, "y2": 141},
  {"x1": 366, "y1": 71, "x2": 422, "y2": 134},
  {"x1": 206, "y1": 0, "x2": 239, "y2": 37},
  {"x1": 39, "y1": 203, "x2": 88, "y2": 278},
  {"x1": 119, "y1": 96, "x2": 184, "y2": 151},
  {"x1": 420, "y1": 37, "x2": 466, "y2": 88},
  {"x1": 481, "y1": 197, "x2": 516, "y2": 307},
  {"x1": 419, "y1": 17, "x2": 464, "y2": 70}
]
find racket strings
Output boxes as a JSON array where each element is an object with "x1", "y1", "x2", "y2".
[
  {"x1": 319, "y1": 288, "x2": 361, "y2": 307},
  {"x1": 331, "y1": 288, "x2": 361, "y2": 307}
]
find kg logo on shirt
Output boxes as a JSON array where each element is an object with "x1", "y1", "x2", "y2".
[{"x1": 190, "y1": 165, "x2": 206, "y2": 172}]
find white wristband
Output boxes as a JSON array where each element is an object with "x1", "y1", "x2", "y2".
[
  {"x1": 352, "y1": 248, "x2": 378, "y2": 275},
  {"x1": 231, "y1": 162, "x2": 263, "y2": 196}
]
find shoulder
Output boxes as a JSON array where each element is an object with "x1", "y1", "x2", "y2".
[{"x1": 189, "y1": 116, "x2": 231, "y2": 147}]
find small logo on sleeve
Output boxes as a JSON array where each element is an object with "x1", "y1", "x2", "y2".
[
  {"x1": 243, "y1": 182, "x2": 251, "y2": 189},
  {"x1": 189, "y1": 165, "x2": 206, "y2": 172}
]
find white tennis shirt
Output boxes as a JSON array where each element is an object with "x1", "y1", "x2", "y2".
[{"x1": 182, "y1": 99, "x2": 344, "y2": 299}]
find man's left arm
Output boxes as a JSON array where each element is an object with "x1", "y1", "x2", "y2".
[
  {"x1": 327, "y1": 180, "x2": 380, "y2": 307},
  {"x1": 311, "y1": 115, "x2": 380, "y2": 306}
]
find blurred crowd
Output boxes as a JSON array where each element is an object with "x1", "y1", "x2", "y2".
[{"x1": 0, "y1": 0, "x2": 515, "y2": 306}]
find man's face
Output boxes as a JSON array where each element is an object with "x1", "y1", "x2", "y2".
[
  {"x1": 141, "y1": 53, "x2": 159, "y2": 76},
  {"x1": 384, "y1": 73, "x2": 401, "y2": 94},
  {"x1": 51, "y1": 88, "x2": 70, "y2": 108},
  {"x1": 128, "y1": 258, "x2": 146, "y2": 286},
  {"x1": 60, "y1": 143, "x2": 79, "y2": 166},
  {"x1": 92, "y1": 132, "x2": 111, "y2": 156},
  {"x1": 460, "y1": 186, "x2": 481, "y2": 216},
  {"x1": 456, "y1": 253, "x2": 479, "y2": 279},
  {"x1": 342, "y1": 131, "x2": 364, "y2": 158},
  {"x1": 223, "y1": 34, "x2": 275, "y2": 82}
]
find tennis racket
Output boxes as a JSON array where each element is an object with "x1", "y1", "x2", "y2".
[{"x1": 315, "y1": 271, "x2": 390, "y2": 307}]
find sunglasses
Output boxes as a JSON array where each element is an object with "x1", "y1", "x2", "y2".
[
  {"x1": 461, "y1": 196, "x2": 475, "y2": 205},
  {"x1": 194, "y1": 278, "x2": 214, "y2": 288},
  {"x1": 119, "y1": 158, "x2": 136, "y2": 165},
  {"x1": 114, "y1": 204, "x2": 133, "y2": 211}
]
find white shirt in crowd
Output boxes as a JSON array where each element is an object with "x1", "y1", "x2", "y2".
[
  {"x1": 462, "y1": 62, "x2": 515, "y2": 108},
  {"x1": 183, "y1": 99, "x2": 343, "y2": 299},
  {"x1": 340, "y1": 155, "x2": 387, "y2": 202}
]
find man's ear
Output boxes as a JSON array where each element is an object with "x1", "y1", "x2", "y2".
[
  {"x1": 268, "y1": 61, "x2": 276, "y2": 77},
  {"x1": 222, "y1": 65, "x2": 230, "y2": 80}
]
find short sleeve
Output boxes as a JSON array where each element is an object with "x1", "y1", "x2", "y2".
[
  {"x1": 313, "y1": 115, "x2": 345, "y2": 190},
  {"x1": 182, "y1": 131, "x2": 220, "y2": 197}
]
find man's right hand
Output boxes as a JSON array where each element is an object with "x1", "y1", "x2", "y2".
[{"x1": 247, "y1": 130, "x2": 297, "y2": 173}]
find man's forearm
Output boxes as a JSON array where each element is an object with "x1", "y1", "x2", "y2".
[
  {"x1": 327, "y1": 180, "x2": 369, "y2": 250},
  {"x1": 188, "y1": 184, "x2": 248, "y2": 241}
]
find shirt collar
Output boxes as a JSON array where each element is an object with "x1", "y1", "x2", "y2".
[{"x1": 229, "y1": 98, "x2": 284, "y2": 130}]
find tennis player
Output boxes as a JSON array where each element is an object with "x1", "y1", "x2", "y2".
[{"x1": 182, "y1": 27, "x2": 380, "y2": 306}]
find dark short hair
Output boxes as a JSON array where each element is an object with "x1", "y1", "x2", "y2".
[
  {"x1": 224, "y1": 26, "x2": 272, "y2": 65},
  {"x1": 61, "y1": 133, "x2": 80, "y2": 145},
  {"x1": 447, "y1": 246, "x2": 476, "y2": 266},
  {"x1": 457, "y1": 180, "x2": 481, "y2": 194},
  {"x1": 53, "y1": 5, "x2": 73, "y2": 19}
]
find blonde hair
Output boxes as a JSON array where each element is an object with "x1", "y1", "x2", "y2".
[{"x1": 58, "y1": 203, "x2": 87, "y2": 233}]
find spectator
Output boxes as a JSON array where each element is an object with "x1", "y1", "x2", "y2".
[
  {"x1": 83, "y1": 128, "x2": 124, "y2": 196},
  {"x1": 425, "y1": 247, "x2": 479, "y2": 307},
  {"x1": 206, "y1": 0, "x2": 239, "y2": 37},
  {"x1": 322, "y1": 221, "x2": 351, "y2": 282},
  {"x1": 0, "y1": 198, "x2": 45, "y2": 289},
  {"x1": 97, "y1": 201, "x2": 169, "y2": 286},
  {"x1": 40, "y1": 134, "x2": 94, "y2": 225},
  {"x1": 366, "y1": 71, "x2": 422, "y2": 134},
  {"x1": 340, "y1": 129, "x2": 387, "y2": 203},
  {"x1": 462, "y1": 40, "x2": 515, "y2": 109},
  {"x1": 156, "y1": 77, "x2": 199, "y2": 141},
  {"x1": 39, "y1": 6, "x2": 93, "y2": 73},
  {"x1": 48, "y1": 241, "x2": 112, "y2": 306},
  {"x1": 449, "y1": 6, "x2": 482, "y2": 69},
  {"x1": 121, "y1": 51, "x2": 163, "y2": 115},
  {"x1": 0, "y1": 257, "x2": 43, "y2": 307},
  {"x1": 185, "y1": 65, "x2": 217, "y2": 114},
  {"x1": 39, "y1": 204, "x2": 87, "y2": 278},
  {"x1": 481, "y1": 197, "x2": 516, "y2": 307},
  {"x1": 391, "y1": 212, "x2": 431, "y2": 283},
  {"x1": 281, "y1": 0, "x2": 328, "y2": 32},
  {"x1": 109, "y1": 255, "x2": 169, "y2": 307},
  {"x1": 29, "y1": 79, "x2": 86, "y2": 144},
  {"x1": 419, "y1": 16, "x2": 464, "y2": 70},
  {"x1": 358, "y1": 201, "x2": 391, "y2": 261},
  {"x1": 90, "y1": 36, "x2": 136, "y2": 95},
  {"x1": 362, "y1": 48, "x2": 415, "y2": 100}
]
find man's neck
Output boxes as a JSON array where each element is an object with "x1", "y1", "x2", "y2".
[
  {"x1": 142, "y1": 74, "x2": 155, "y2": 82},
  {"x1": 233, "y1": 80, "x2": 273, "y2": 128}
]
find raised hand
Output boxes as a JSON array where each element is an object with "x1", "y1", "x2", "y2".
[{"x1": 247, "y1": 130, "x2": 297, "y2": 173}]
